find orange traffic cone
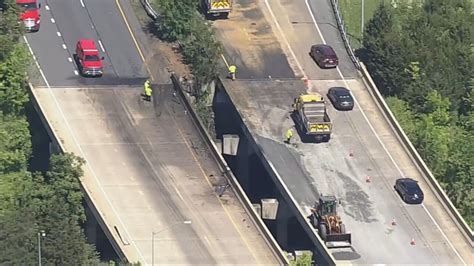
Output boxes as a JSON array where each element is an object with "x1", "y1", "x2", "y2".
[
  {"x1": 366, "y1": 175, "x2": 371, "y2": 183},
  {"x1": 410, "y1": 238, "x2": 416, "y2": 245},
  {"x1": 349, "y1": 150, "x2": 354, "y2": 157},
  {"x1": 303, "y1": 78, "x2": 309, "y2": 87},
  {"x1": 391, "y1": 218, "x2": 397, "y2": 226}
]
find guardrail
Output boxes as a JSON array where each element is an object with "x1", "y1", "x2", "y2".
[
  {"x1": 140, "y1": 0, "x2": 158, "y2": 20},
  {"x1": 329, "y1": 0, "x2": 360, "y2": 70},
  {"x1": 329, "y1": 0, "x2": 473, "y2": 247},
  {"x1": 359, "y1": 63, "x2": 474, "y2": 245},
  {"x1": 170, "y1": 74, "x2": 289, "y2": 265}
]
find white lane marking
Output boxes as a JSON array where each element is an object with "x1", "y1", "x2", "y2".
[
  {"x1": 74, "y1": 70, "x2": 79, "y2": 75},
  {"x1": 23, "y1": 36, "x2": 146, "y2": 262},
  {"x1": 45, "y1": 5, "x2": 50, "y2": 10},
  {"x1": 80, "y1": 0, "x2": 85, "y2": 7},
  {"x1": 264, "y1": 0, "x2": 305, "y2": 79},
  {"x1": 23, "y1": 36, "x2": 49, "y2": 87},
  {"x1": 56, "y1": 31, "x2": 61, "y2": 37},
  {"x1": 50, "y1": 18, "x2": 55, "y2": 23},
  {"x1": 62, "y1": 44, "x2": 67, "y2": 49},
  {"x1": 68, "y1": 57, "x2": 73, "y2": 63},
  {"x1": 302, "y1": 0, "x2": 466, "y2": 263},
  {"x1": 98, "y1": 40, "x2": 106, "y2": 53}
]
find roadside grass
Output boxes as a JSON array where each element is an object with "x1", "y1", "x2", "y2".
[{"x1": 337, "y1": 0, "x2": 424, "y2": 49}]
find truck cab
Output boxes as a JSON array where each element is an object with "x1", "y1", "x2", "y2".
[
  {"x1": 16, "y1": 0, "x2": 40, "y2": 32},
  {"x1": 75, "y1": 40, "x2": 104, "y2": 77}
]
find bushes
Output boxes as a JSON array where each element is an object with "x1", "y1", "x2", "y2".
[{"x1": 151, "y1": 0, "x2": 222, "y2": 86}]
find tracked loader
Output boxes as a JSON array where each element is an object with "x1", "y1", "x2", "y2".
[{"x1": 309, "y1": 195, "x2": 352, "y2": 248}]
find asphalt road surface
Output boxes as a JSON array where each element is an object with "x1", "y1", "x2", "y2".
[
  {"x1": 215, "y1": 0, "x2": 472, "y2": 264},
  {"x1": 26, "y1": 0, "x2": 281, "y2": 264},
  {"x1": 26, "y1": 0, "x2": 148, "y2": 86}
]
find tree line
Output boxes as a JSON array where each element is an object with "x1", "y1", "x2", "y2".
[
  {"x1": 0, "y1": 0, "x2": 100, "y2": 263},
  {"x1": 358, "y1": 0, "x2": 473, "y2": 227}
]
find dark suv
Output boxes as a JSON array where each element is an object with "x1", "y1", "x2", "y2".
[
  {"x1": 394, "y1": 178, "x2": 424, "y2": 204},
  {"x1": 310, "y1": 44, "x2": 338, "y2": 68}
]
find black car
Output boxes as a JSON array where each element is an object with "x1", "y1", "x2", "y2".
[
  {"x1": 327, "y1": 87, "x2": 354, "y2": 110},
  {"x1": 309, "y1": 44, "x2": 338, "y2": 68},
  {"x1": 394, "y1": 178, "x2": 424, "y2": 204}
]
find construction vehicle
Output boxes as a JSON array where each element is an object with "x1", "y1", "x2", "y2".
[
  {"x1": 309, "y1": 195, "x2": 351, "y2": 248},
  {"x1": 202, "y1": 0, "x2": 232, "y2": 18},
  {"x1": 16, "y1": 0, "x2": 41, "y2": 32},
  {"x1": 292, "y1": 93, "x2": 332, "y2": 142},
  {"x1": 75, "y1": 40, "x2": 104, "y2": 77}
]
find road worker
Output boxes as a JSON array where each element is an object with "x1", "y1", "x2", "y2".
[
  {"x1": 228, "y1": 65, "x2": 237, "y2": 81},
  {"x1": 285, "y1": 128, "x2": 293, "y2": 144},
  {"x1": 144, "y1": 79, "x2": 152, "y2": 101}
]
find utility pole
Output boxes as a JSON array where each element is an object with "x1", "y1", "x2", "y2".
[
  {"x1": 38, "y1": 230, "x2": 46, "y2": 266},
  {"x1": 151, "y1": 221, "x2": 191, "y2": 265},
  {"x1": 361, "y1": 0, "x2": 365, "y2": 36}
]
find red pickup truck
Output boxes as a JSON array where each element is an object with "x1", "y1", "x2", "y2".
[
  {"x1": 16, "y1": 0, "x2": 40, "y2": 32},
  {"x1": 75, "y1": 40, "x2": 104, "y2": 77}
]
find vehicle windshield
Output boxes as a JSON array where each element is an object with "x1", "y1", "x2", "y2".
[
  {"x1": 85, "y1": 55, "x2": 100, "y2": 61},
  {"x1": 17, "y1": 3, "x2": 37, "y2": 10},
  {"x1": 405, "y1": 181, "x2": 421, "y2": 193}
]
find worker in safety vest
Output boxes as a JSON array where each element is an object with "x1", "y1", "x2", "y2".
[
  {"x1": 144, "y1": 79, "x2": 152, "y2": 101},
  {"x1": 285, "y1": 128, "x2": 293, "y2": 144},
  {"x1": 228, "y1": 65, "x2": 237, "y2": 81}
]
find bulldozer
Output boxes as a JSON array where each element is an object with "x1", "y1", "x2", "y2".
[{"x1": 309, "y1": 195, "x2": 352, "y2": 248}]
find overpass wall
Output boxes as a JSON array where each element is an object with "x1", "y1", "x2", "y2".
[
  {"x1": 210, "y1": 78, "x2": 336, "y2": 265},
  {"x1": 171, "y1": 74, "x2": 288, "y2": 265}
]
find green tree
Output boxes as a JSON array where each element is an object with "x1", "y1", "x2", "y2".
[
  {"x1": 0, "y1": 44, "x2": 31, "y2": 115},
  {"x1": 0, "y1": 112, "x2": 31, "y2": 173},
  {"x1": 0, "y1": 0, "x2": 24, "y2": 60}
]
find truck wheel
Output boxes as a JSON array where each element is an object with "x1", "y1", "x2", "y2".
[
  {"x1": 318, "y1": 224, "x2": 327, "y2": 240},
  {"x1": 340, "y1": 223, "x2": 346, "y2": 234}
]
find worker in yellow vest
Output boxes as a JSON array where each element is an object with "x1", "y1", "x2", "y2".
[
  {"x1": 228, "y1": 65, "x2": 237, "y2": 81},
  {"x1": 285, "y1": 127, "x2": 293, "y2": 144},
  {"x1": 144, "y1": 79, "x2": 152, "y2": 101}
]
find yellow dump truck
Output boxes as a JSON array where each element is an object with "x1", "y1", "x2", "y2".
[
  {"x1": 202, "y1": 0, "x2": 232, "y2": 18},
  {"x1": 292, "y1": 93, "x2": 332, "y2": 142}
]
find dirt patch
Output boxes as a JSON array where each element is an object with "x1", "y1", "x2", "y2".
[
  {"x1": 130, "y1": 0, "x2": 191, "y2": 79},
  {"x1": 212, "y1": 0, "x2": 293, "y2": 78}
]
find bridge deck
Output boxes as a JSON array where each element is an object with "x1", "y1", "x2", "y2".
[
  {"x1": 32, "y1": 84, "x2": 279, "y2": 265},
  {"x1": 222, "y1": 78, "x2": 469, "y2": 264}
]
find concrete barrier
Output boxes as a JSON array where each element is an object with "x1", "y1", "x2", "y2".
[
  {"x1": 170, "y1": 74, "x2": 289, "y2": 265},
  {"x1": 359, "y1": 63, "x2": 474, "y2": 245}
]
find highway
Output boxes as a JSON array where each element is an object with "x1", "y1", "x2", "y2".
[
  {"x1": 25, "y1": 0, "x2": 280, "y2": 264},
  {"x1": 214, "y1": 0, "x2": 472, "y2": 264}
]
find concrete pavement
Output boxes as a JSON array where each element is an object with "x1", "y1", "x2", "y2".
[
  {"x1": 212, "y1": 0, "x2": 472, "y2": 263},
  {"x1": 26, "y1": 0, "x2": 282, "y2": 263},
  {"x1": 31, "y1": 84, "x2": 280, "y2": 264}
]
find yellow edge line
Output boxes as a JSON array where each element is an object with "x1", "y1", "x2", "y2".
[
  {"x1": 170, "y1": 112, "x2": 262, "y2": 264},
  {"x1": 115, "y1": 0, "x2": 155, "y2": 82}
]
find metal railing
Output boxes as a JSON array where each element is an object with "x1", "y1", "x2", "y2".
[
  {"x1": 329, "y1": 0, "x2": 361, "y2": 70},
  {"x1": 140, "y1": 0, "x2": 158, "y2": 20}
]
